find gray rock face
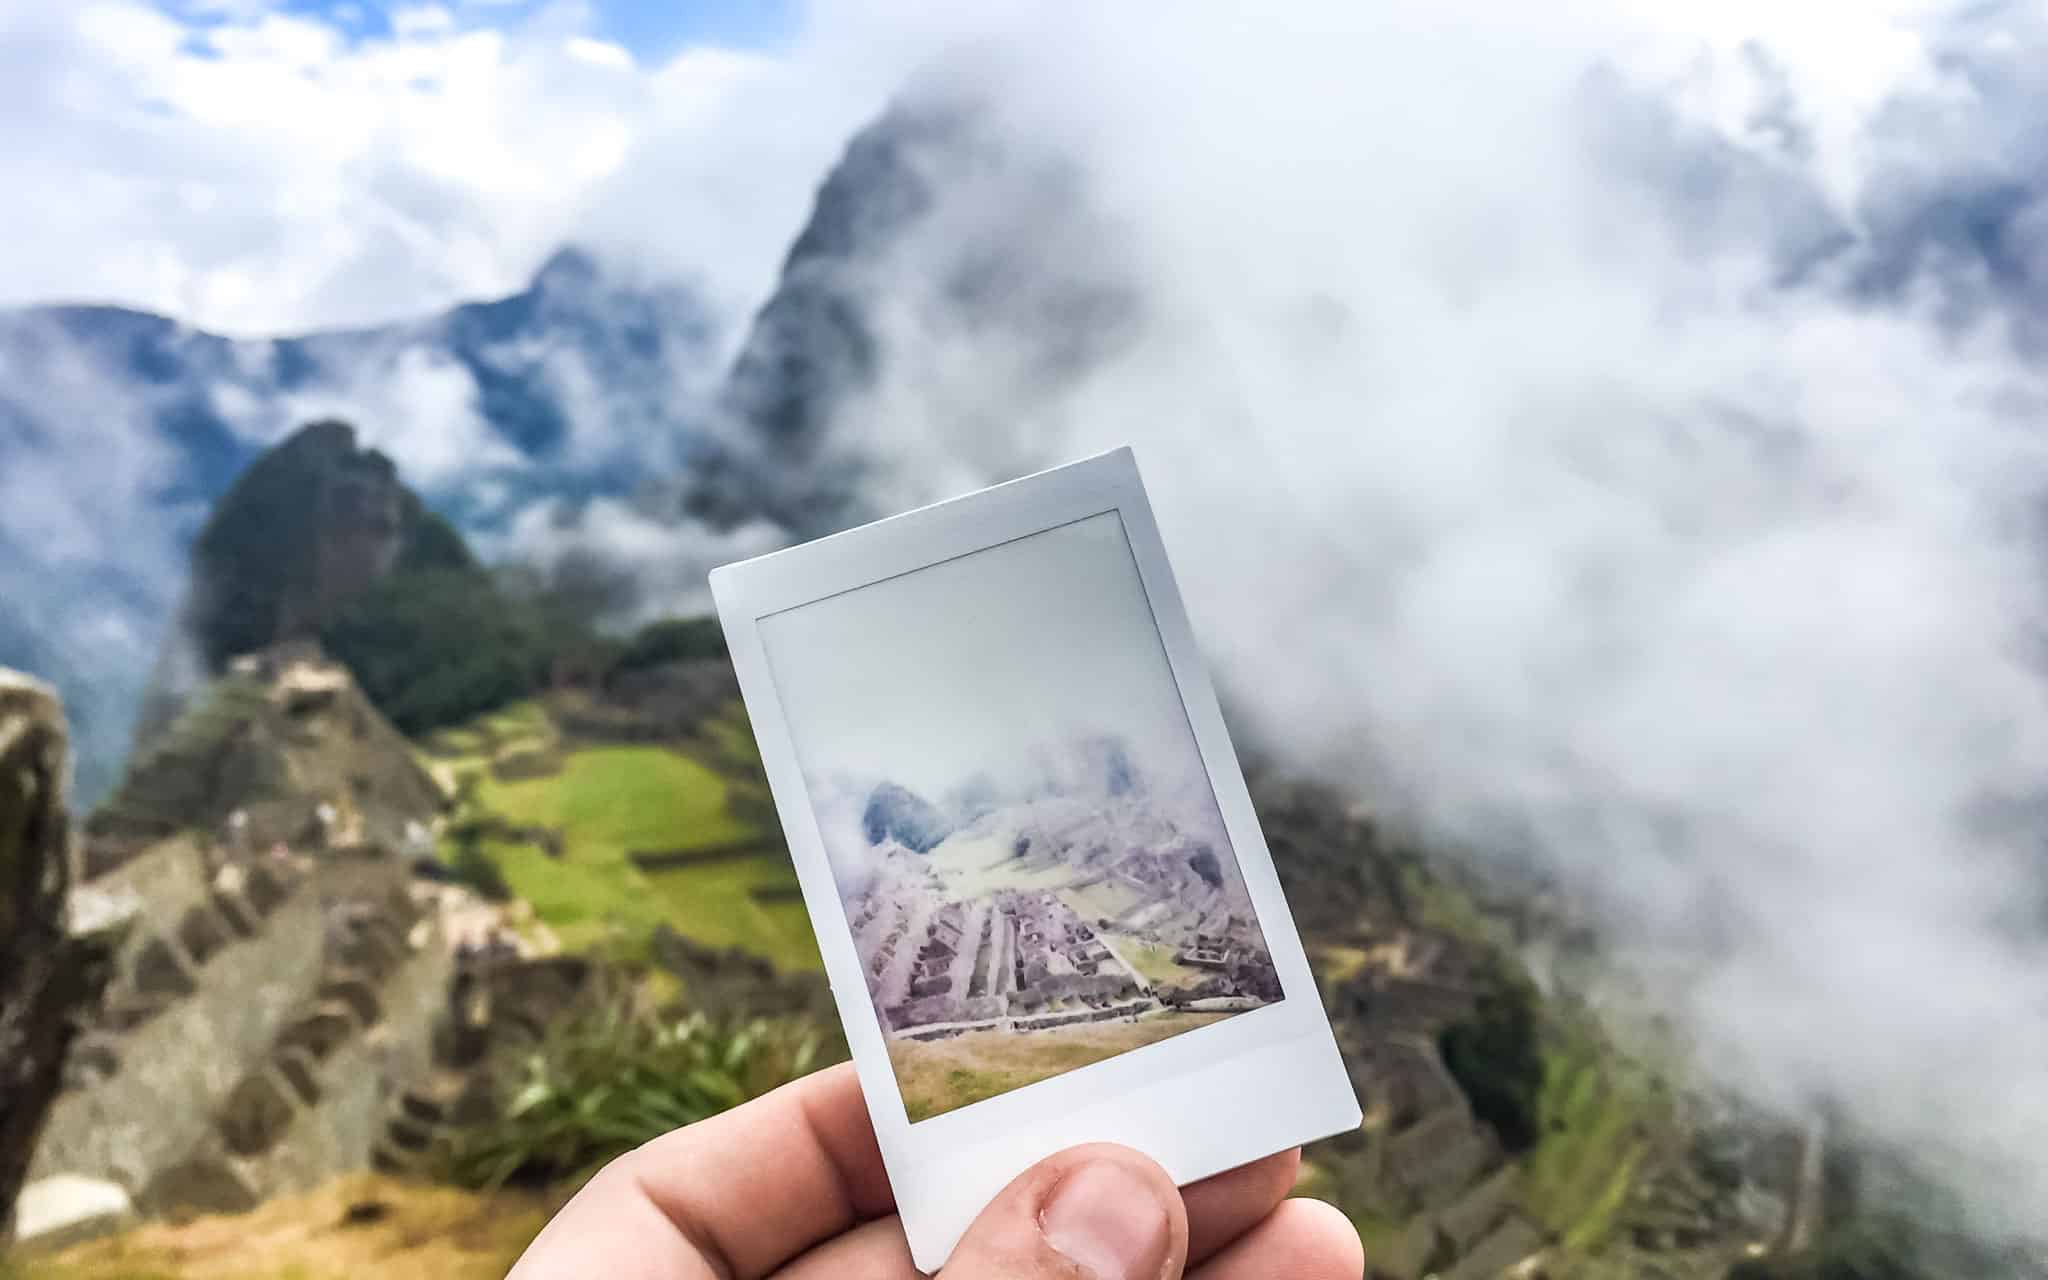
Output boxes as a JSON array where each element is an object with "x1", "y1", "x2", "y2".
[{"x1": 0, "y1": 670, "x2": 119, "y2": 1242}]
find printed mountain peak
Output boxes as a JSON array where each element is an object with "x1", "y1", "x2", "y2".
[{"x1": 861, "y1": 782, "x2": 954, "y2": 854}]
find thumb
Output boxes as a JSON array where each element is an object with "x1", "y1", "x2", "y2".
[{"x1": 938, "y1": 1144, "x2": 1189, "y2": 1280}]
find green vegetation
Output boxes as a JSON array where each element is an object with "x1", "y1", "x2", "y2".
[
  {"x1": 478, "y1": 745, "x2": 750, "y2": 853},
  {"x1": 433, "y1": 719, "x2": 819, "y2": 968},
  {"x1": 611, "y1": 616, "x2": 728, "y2": 675},
  {"x1": 692, "y1": 700, "x2": 763, "y2": 772},
  {"x1": 324, "y1": 568, "x2": 554, "y2": 737},
  {"x1": 439, "y1": 1008, "x2": 823, "y2": 1189},
  {"x1": 1437, "y1": 958, "x2": 1544, "y2": 1153},
  {"x1": 1400, "y1": 862, "x2": 1498, "y2": 946},
  {"x1": 1519, "y1": 1009, "x2": 1662, "y2": 1252},
  {"x1": 185, "y1": 419, "x2": 557, "y2": 736},
  {"x1": 444, "y1": 813, "x2": 515, "y2": 902}
]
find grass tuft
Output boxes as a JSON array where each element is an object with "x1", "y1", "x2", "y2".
[{"x1": 438, "y1": 1007, "x2": 823, "y2": 1190}]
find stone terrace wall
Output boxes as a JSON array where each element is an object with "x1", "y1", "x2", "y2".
[
  {"x1": 27, "y1": 837, "x2": 448, "y2": 1216},
  {"x1": 28, "y1": 842, "x2": 325, "y2": 1191},
  {"x1": 139, "y1": 897, "x2": 450, "y2": 1213}
]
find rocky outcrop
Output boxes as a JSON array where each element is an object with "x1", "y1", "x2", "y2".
[
  {"x1": 87, "y1": 645, "x2": 445, "y2": 877},
  {"x1": 0, "y1": 671, "x2": 122, "y2": 1242}
]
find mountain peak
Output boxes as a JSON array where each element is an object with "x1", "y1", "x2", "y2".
[
  {"x1": 530, "y1": 246, "x2": 602, "y2": 296},
  {"x1": 183, "y1": 419, "x2": 474, "y2": 673}
]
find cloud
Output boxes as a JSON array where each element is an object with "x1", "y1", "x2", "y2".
[
  {"x1": 0, "y1": 0, "x2": 783, "y2": 334},
  {"x1": 281, "y1": 343, "x2": 525, "y2": 485},
  {"x1": 482, "y1": 494, "x2": 784, "y2": 618},
  {"x1": 711, "y1": 0, "x2": 2048, "y2": 1246},
  {"x1": 0, "y1": 311, "x2": 208, "y2": 798},
  {"x1": 564, "y1": 34, "x2": 631, "y2": 70}
]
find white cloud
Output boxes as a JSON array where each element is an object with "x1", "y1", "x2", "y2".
[
  {"x1": 280, "y1": 342, "x2": 525, "y2": 485},
  {"x1": 564, "y1": 34, "x2": 630, "y2": 70},
  {"x1": 0, "y1": 0, "x2": 789, "y2": 334},
  {"x1": 486, "y1": 495, "x2": 784, "y2": 617},
  {"x1": 729, "y1": 0, "x2": 2048, "y2": 1244}
]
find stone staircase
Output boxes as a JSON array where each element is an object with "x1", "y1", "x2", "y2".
[{"x1": 141, "y1": 881, "x2": 453, "y2": 1213}]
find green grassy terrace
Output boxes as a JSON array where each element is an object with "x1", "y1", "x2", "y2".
[{"x1": 428, "y1": 700, "x2": 819, "y2": 970}]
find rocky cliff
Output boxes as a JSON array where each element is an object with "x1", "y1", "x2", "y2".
[
  {"x1": 677, "y1": 97, "x2": 1136, "y2": 537},
  {"x1": 0, "y1": 671, "x2": 121, "y2": 1242}
]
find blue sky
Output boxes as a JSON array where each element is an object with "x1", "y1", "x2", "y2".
[{"x1": 160, "y1": 0, "x2": 802, "y2": 60}]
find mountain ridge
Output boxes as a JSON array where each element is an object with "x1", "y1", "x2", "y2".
[{"x1": 0, "y1": 245, "x2": 722, "y2": 802}]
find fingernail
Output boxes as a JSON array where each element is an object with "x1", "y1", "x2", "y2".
[{"x1": 1039, "y1": 1161, "x2": 1171, "y2": 1280}]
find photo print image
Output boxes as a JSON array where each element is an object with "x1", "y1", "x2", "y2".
[{"x1": 758, "y1": 511, "x2": 1282, "y2": 1121}]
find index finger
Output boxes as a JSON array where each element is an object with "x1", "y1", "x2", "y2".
[{"x1": 509, "y1": 1061, "x2": 894, "y2": 1280}]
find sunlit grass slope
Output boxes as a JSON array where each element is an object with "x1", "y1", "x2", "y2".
[{"x1": 427, "y1": 699, "x2": 819, "y2": 970}]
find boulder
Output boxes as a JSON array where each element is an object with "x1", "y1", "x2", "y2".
[{"x1": 12, "y1": 1174, "x2": 135, "y2": 1253}]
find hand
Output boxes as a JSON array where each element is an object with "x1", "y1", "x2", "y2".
[{"x1": 506, "y1": 1061, "x2": 1364, "y2": 1279}]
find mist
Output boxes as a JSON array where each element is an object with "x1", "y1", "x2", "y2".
[{"x1": 720, "y1": 0, "x2": 2048, "y2": 1246}]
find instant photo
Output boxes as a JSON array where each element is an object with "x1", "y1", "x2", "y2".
[
  {"x1": 712, "y1": 449, "x2": 1358, "y2": 1269},
  {"x1": 757, "y1": 511, "x2": 1284, "y2": 1121}
]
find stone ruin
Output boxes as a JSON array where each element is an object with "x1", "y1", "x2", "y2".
[
  {"x1": 848, "y1": 850, "x2": 1280, "y2": 1042},
  {"x1": 83, "y1": 642, "x2": 445, "y2": 879},
  {"x1": 9, "y1": 648, "x2": 597, "y2": 1249},
  {"x1": 25, "y1": 792, "x2": 457, "y2": 1219},
  {"x1": 1306, "y1": 934, "x2": 1550, "y2": 1280}
]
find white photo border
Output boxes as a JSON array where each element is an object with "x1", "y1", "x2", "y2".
[{"x1": 711, "y1": 448, "x2": 1360, "y2": 1271}]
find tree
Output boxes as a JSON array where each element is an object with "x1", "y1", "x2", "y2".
[
  {"x1": 610, "y1": 616, "x2": 728, "y2": 676},
  {"x1": 1437, "y1": 960, "x2": 1543, "y2": 1153},
  {"x1": 320, "y1": 569, "x2": 548, "y2": 734}
]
